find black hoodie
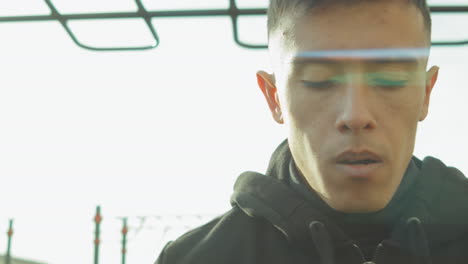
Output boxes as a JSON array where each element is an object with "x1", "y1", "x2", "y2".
[{"x1": 155, "y1": 140, "x2": 468, "y2": 264}]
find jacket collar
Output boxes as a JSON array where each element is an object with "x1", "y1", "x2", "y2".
[{"x1": 232, "y1": 139, "x2": 468, "y2": 249}]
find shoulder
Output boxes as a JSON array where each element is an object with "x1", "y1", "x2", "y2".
[
  {"x1": 420, "y1": 156, "x2": 468, "y2": 191},
  {"x1": 417, "y1": 156, "x2": 468, "y2": 218},
  {"x1": 432, "y1": 157, "x2": 468, "y2": 203},
  {"x1": 411, "y1": 156, "x2": 468, "y2": 249},
  {"x1": 154, "y1": 206, "x2": 281, "y2": 264}
]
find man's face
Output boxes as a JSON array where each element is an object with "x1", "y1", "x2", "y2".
[{"x1": 257, "y1": 1, "x2": 439, "y2": 213}]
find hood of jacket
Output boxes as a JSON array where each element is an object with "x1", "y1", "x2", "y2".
[{"x1": 231, "y1": 139, "x2": 468, "y2": 254}]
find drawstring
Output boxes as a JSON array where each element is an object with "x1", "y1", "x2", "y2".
[
  {"x1": 406, "y1": 217, "x2": 432, "y2": 264},
  {"x1": 309, "y1": 221, "x2": 335, "y2": 264},
  {"x1": 307, "y1": 218, "x2": 431, "y2": 264}
]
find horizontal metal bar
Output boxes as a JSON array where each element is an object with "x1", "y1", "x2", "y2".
[
  {"x1": 1, "y1": 5, "x2": 468, "y2": 23},
  {"x1": 433, "y1": 40, "x2": 468, "y2": 46},
  {"x1": 431, "y1": 6, "x2": 468, "y2": 12},
  {"x1": 2, "y1": 4, "x2": 468, "y2": 50},
  {"x1": 0, "y1": 8, "x2": 266, "y2": 23}
]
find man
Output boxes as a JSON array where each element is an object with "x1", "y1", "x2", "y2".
[{"x1": 155, "y1": 0, "x2": 468, "y2": 263}]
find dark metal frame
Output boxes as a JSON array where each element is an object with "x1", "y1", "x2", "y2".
[{"x1": 0, "y1": 0, "x2": 467, "y2": 51}]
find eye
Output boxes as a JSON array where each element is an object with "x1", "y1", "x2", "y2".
[
  {"x1": 369, "y1": 78, "x2": 408, "y2": 88},
  {"x1": 301, "y1": 80, "x2": 338, "y2": 89},
  {"x1": 367, "y1": 72, "x2": 411, "y2": 89}
]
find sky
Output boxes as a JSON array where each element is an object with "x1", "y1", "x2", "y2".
[{"x1": 1, "y1": 0, "x2": 468, "y2": 263}]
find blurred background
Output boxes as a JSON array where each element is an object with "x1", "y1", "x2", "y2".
[{"x1": 1, "y1": 0, "x2": 468, "y2": 263}]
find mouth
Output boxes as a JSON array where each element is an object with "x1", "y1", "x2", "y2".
[
  {"x1": 335, "y1": 150, "x2": 383, "y2": 178},
  {"x1": 339, "y1": 159, "x2": 380, "y2": 165}
]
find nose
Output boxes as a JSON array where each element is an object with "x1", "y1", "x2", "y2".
[{"x1": 335, "y1": 80, "x2": 377, "y2": 134}]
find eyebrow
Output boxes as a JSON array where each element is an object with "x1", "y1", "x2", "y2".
[
  {"x1": 291, "y1": 57, "x2": 420, "y2": 65},
  {"x1": 367, "y1": 58, "x2": 420, "y2": 65},
  {"x1": 290, "y1": 48, "x2": 427, "y2": 66},
  {"x1": 290, "y1": 57, "x2": 422, "y2": 77}
]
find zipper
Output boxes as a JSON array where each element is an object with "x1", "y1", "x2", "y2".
[
  {"x1": 352, "y1": 243, "x2": 369, "y2": 263},
  {"x1": 370, "y1": 243, "x2": 384, "y2": 263},
  {"x1": 352, "y1": 242, "x2": 384, "y2": 264}
]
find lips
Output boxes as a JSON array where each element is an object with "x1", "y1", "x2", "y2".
[
  {"x1": 336, "y1": 150, "x2": 382, "y2": 164},
  {"x1": 335, "y1": 150, "x2": 383, "y2": 178}
]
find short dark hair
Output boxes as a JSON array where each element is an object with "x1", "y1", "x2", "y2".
[{"x1": 267, "y1": 0, "x2": 432, "y2": 41}]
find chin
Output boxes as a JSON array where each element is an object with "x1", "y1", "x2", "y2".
[{"x1": 331, "y1": 196, "x2": 389, "y2": 213}]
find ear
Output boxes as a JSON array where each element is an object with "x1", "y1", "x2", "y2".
[
  {"x1": 256, "y1": 70, "x2": 284, "y2": 124},
  {"x1": 419, "y1": 66, "x2": 439, "y2": 122}
]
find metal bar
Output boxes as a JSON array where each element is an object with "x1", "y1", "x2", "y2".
[
  {"x1": 121, "y1": 218, "x2": 128, "y2": 264},
  {"x1": 433, "y1": 40, "x2": 468, "y2": 45},
  {"x1": 94, "y1": 206, "x2": 102, "y2": 264},
  {"x1": 0, "y1": 8, "x2": 266, "y2": 22},
  {"x1": 431, "y1": 6, "x2": 468, "y2": 12},
  {"x1": 41, "y1": 0, "x2": 160, "y2": 51},
  {"x1": 0, "y1": 6, "x2": 466, "y2": 22},
  {"x1": 5, "y1": 219, "x2": 13, "y2": 264},
  {"x1": 0, "y1": 3, "x2": 467, "y2": 50}
]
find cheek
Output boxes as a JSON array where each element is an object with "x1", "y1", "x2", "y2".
[
  {"x1": 378, "y1": 87, "x2": 424, "y2": 157},
  {"x1": 382, "y1": 86, "x2": 424, "y2": 125},
  {"x1": 283, "y1": 87, "x2": 332, "y2": 138}
]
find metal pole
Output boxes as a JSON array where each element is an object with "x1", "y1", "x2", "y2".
[
  {"x1": 0, "y1": 5, "x2": 466, "y2": 23},
  {"x1": 94, "y1": 206, "x2": 102, "y2": 264},
  {"x1": 5, "y1": 219, "x2": 13, "y2": 264},
  {"x1": 121, "y1": 218, "x2": 128, "y2": 264}
]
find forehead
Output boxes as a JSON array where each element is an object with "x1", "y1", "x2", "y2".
[{"x1": 285, "y1": 1, "x2": 428, "y2": 57}]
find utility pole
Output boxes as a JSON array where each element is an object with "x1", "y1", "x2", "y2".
[
  {"x1": 5, "y1": 219, "x2": 13, "y2": 264},
  {"x1": 121, "y1": 218, "x2": 128, "y2": 264},
  {"x1": 94, "y1": 206, "x2": 102, "y2": 264}
]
